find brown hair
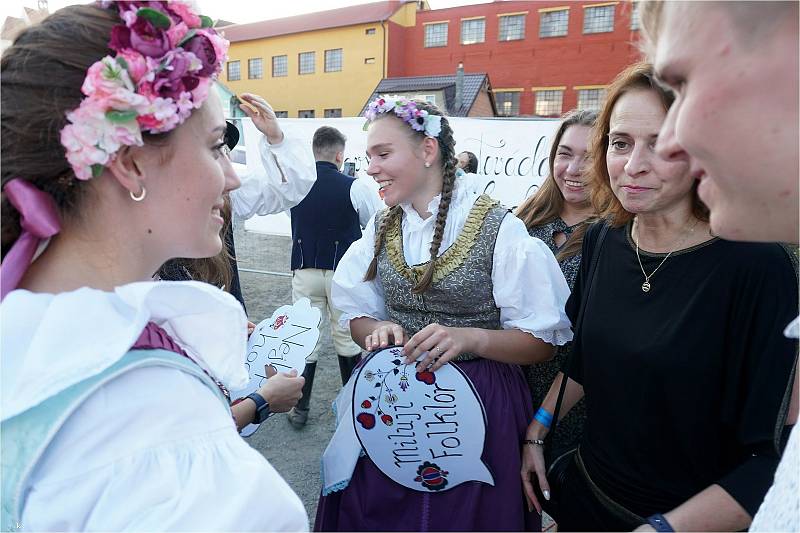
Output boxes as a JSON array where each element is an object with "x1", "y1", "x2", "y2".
[
  {"x1": 516, "y1": 109, "x2": 597, "y2": 261},
  {"x1": 158, "y1": 196, "x2": 234, "y2": 289},
  {"x1": 587, "y1": 61, "x2": 708, "y2": 227},
  {"x1": 1, "y1": 5, "x2": 172, "y2": 260},
  {"x1": 363, "y1": 101, "x2": 458, "y2": 294}
]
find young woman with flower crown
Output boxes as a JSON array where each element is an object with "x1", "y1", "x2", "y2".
[
  {"x1": 0, "y1": 3, "x2": 308, "y2": 530},
  {"x1": 314, "y1": 97, "x2": 573, "y2": 531}
]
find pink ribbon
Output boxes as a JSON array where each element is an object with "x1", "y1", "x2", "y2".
[{"x1": 1, "y1": 179, "x2": 61, "y2": 300}]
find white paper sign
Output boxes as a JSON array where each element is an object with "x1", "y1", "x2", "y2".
[
  {"x1": 352, "y1": 346, "x2": 494, "y2": 492},
  {"x1": 230, "y1": 298, "x2": 321, "y2": 437}
]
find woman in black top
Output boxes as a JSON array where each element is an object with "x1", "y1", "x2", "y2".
[
  {"x1": 521, "y1": 63, "x2": 798, "y2": 531},
  {"x1": 516, "y1": 109, "x2": 597, "y2": 455}
]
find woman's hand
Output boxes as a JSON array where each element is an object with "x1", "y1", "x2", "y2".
[
  {"x1": 238, "y1": 93, "x2": 284, "y2": 145},
  {"x1": 402, "y1": 323, "x2": 474, "y2": 372},
  {"x1": 257, "y1": 367, "x2": 304, "y2": 413},
  {"x1": 521, "y1": 438, "x2": 550, "y2": 514},
  {"x1": 246, "y1": 321, "x2": 256, "y2": 338},
  {"x1": 364, "y1": 321, "x2": 409, "y2": 351}
]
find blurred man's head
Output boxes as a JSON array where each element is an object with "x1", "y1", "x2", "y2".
[
  {"x1": 457, "y1": 151, "x2": 478, "y2": 174},
  {"x1": 643, "y1": 1, "x2": 799, "y2": 243},
  {"x1": 313, "y1": 126, "x2": 347, "y2": 169}
]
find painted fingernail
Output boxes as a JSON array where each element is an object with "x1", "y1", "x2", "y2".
[{"x1": 543, "y1": 490, "x2": 550, "y2": 501}]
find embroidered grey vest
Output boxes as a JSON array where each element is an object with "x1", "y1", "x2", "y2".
[{"x1": 377, "y1": 194, "x2": 508, "y2": 361}]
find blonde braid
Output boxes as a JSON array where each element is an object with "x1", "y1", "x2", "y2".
[
  {"x1": 364, "y1": 205, "x2": 402, "y2": 281},
  {"x1": 411, "y1": 101, "x2": 458, "y2": 294}
]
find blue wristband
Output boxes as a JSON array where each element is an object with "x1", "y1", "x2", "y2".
[
  {"x1": 533, "y1": 407, "x2": 553, "y2": 429},
  {"x1": 646, "y1": 514, "x2": 675, "y2": 532}
]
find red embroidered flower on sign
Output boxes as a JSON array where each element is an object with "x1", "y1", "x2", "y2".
[
  {"x1": 415, "y1": 370, "x2": 436, "y2": 385},
  {"x1": 356, "y1": 412, "x2": 376, "y2": 430},
  {"x1": 414, "y1": 461, "x2": 449, "y2": 491},
  {"x1": 271, "y1": 314, "x2": 288, "y2": 330}
]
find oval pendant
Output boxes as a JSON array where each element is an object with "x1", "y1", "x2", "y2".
[{"x1": 642, "y1": 281, "x2": 651, "y2": 292}]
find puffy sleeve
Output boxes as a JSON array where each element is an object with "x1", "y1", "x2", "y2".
[
  {"x1": 492, "y1": 213, "x2": 573, "y2": 345},
  {"x1": 230, "y1": 134, "x2": 316, "y2": 218},
  {"x1": 331, "y1": 211, "x2": 388, "y2": 328},
  {"x1": 21, "y1": 366, "x2": 308, "y2": 532},
  {"x1": 349, "y1": 178, "x2": 385, "y2": 229}
]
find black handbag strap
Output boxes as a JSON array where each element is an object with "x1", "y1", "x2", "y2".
[{"x1": 547, "y1": 222, "x2": 609, "y2": 444}]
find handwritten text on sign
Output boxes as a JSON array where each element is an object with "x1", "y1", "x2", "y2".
[
  {"x1": 230, "y1": 298, "x2": 321, "y2": 437},
  {"x1": 352, "y1": 347, "x2": 494, "y2": 492}
]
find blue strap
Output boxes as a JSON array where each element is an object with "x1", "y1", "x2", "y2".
[{"x1": 0, "y1": 349, "x2": 229, "y2": 531}]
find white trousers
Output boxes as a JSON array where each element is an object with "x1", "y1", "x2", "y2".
[{"x1": 292, "y1": 268, "x2": 361, "y2": 362}]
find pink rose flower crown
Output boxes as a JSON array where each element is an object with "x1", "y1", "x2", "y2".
[{"x1": 60, "y1": 1, "x2": 229, "y2": 180}]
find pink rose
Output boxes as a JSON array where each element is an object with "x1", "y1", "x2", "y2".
[
  {"x1": 166, "y1": 21, "x2": 190, "y2": 48},
  {"x1": 168, "y1": 1, "x2": 202, "y2": 28}
]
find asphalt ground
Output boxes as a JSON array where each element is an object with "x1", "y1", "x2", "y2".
[{"x1": 234, "y1": 227, "x2": 338, "y2": 521}]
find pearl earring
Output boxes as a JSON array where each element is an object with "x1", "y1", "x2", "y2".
[{"x1": 424, "y1": 162, "x2": 431, "y2": 168}]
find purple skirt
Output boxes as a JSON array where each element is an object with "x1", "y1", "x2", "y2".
[{"x1": 315, "y1": 358, "x2": 540, "y2": 531}]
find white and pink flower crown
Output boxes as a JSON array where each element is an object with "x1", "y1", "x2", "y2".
[
  {"x1": 60, "y1": 1, "x2": 229, "y2": 180},
  {"x1": 364, "y1": 95, "x2": 443, "y2": 138}
]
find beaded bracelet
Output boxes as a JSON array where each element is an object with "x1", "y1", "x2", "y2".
[{"x1": 533, "y1": 407, "x2": 553, "y2": 429}]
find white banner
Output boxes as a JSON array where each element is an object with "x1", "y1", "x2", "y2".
[{"x1": 238, "y1": 117, "x2": 560, "y2": 236}]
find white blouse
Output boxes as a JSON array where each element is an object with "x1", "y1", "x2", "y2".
[
  {"x1": 331, "y1": 180, "x2": 573, "y2": 346},
  {"x1": 231, "y1": 134, "x2": 316, "y2": 218},
  {"x1": 1, "y1": 282, "x2": 308, "y2": 531}
]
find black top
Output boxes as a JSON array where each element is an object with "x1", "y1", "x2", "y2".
[{"x1": 565, "y1": 222, "x2": 798, "y2": 517}]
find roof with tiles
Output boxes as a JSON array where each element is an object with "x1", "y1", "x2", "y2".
[
  {"x1": 360, "y1": 73, "x2": 494, "y2": 117},
  {"x1": 220, "y1": 1, "x2": 411, "y2": 43}
]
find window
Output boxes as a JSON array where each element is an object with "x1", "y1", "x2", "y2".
[
  {"x1": 413, "y1": 94, "x2": 436, "y2": 105},
  {"x1": 272, "y1": 55, "x2": 287, "y2": 77},
  {"x1": 247, "y1": 58, "x2": 263, "y2": 79},
  {"x1": 324, "y1": 108, "x2": 342, "y2": 118},
  {"x1": 424, "y1": 22, "x2": 448, "y2": 47},
  {"x1": 495, "y1": 91, "x2": 520, "y2": 116},
  {"x1": 499, "y1": 14, "x2": 526, "y2": 41},
  {"x1": 534, "y1": 90, "x2": 564, "y2": 116},
  {"x1": 461, "y1": 18, "x2": 485, "y2": 44},
  {"x1": 298, "y1": 52, "x2": 315, "y2": 75},
  {"x1": 227, "y1": 60, "x2": 240, "y2": 81},
  {"x1": 299, "y1": 109, "x2": 315, "y2": 118},
  {"x1": 577, "y1": 88, "x2": 606, "y2": 111},
  {"x1": 364, "y1": 57, "x2": 376, "y2": 64},
  {"x1": 539, "y1": 9, "x2": 569, "y2": 37},
  {"x1": 274, "y1": 111, "x2": 288, "y2": 118},
  {"x1": 324, "y1": 49, "x2": 343, "y2": 73},
  {"x1": 583, "y1": 4, "x2": 615, "y2": 34},
  {"x1": 630, "y1": 2, "x2": 640, "y2": 30},
  {"x1": 365, "y1": 27, "x2": 376, "y2": 35}
]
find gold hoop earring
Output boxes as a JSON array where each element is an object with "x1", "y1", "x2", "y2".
[{"x1": 130, "y1": 186, "x2": 146, "y2": 202}]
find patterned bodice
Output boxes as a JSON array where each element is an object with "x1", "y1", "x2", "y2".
[{"x1": 377, "y1": 194, "x2": 508, "y2": 361}]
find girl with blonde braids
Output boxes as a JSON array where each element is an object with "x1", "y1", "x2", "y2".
[{"x1": 316, "y1": 97, "x2": 572, "y2": 531}]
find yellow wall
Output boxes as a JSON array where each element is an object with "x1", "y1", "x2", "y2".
[
  {"x1": 223, "y1": 3, "x2": 420, "y2": 117},
  {"x1": 224, "y1": 23, "x2": 386, "y2": 118}
]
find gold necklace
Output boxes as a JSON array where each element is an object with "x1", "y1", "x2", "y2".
[{"x1": 633, "y1": 217, "x2": 700, "y2": 293}]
